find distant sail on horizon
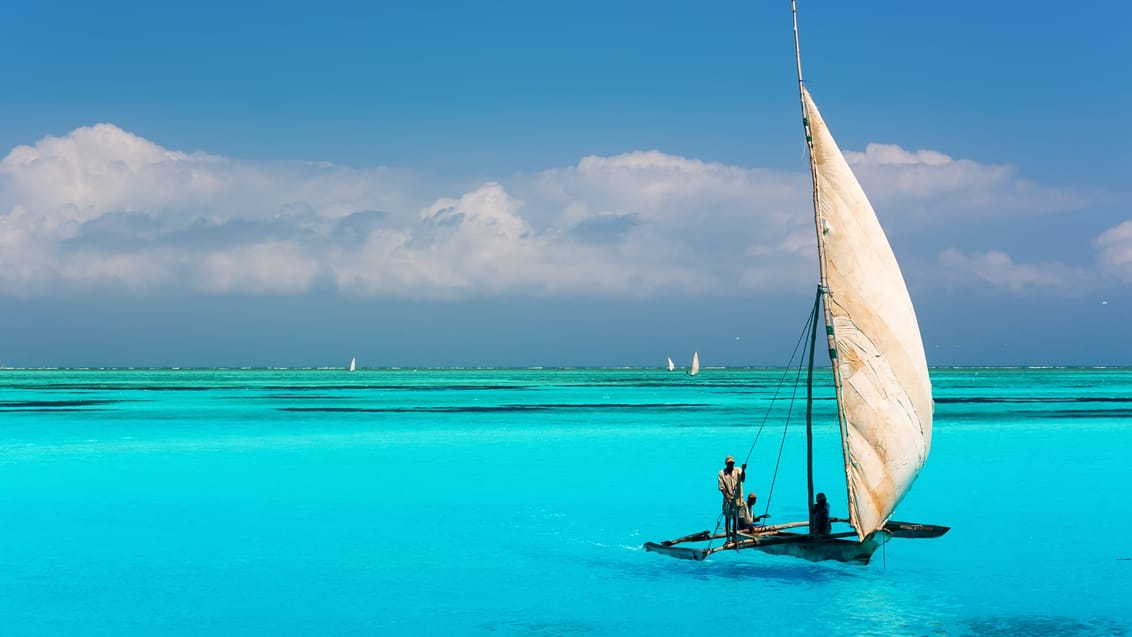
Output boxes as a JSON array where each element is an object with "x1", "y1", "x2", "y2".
[{"x1": 667, "y1": 356, "x2": 675, "y2": 371}]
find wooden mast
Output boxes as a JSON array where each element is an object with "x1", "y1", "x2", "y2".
[
  {"x1": 792, "y1": 0, "x2": 855, "y2": 530},
  {"x1": 804, "y1": 286, "x2": 821, "y2": 516}
]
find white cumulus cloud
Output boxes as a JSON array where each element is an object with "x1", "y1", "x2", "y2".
[
  {"x1": 1094, "y1": 220, "x2": 1132, "y2": 282},
  {"x1": 845, "y1": 143, "x2": 1092, "y2": 225},
  {"x1": 0, "y1": 124, "x2": 1117, "y2": 299},
  {"x1": 937, "y1": 248, "x2": 1091, "y2": 294}
]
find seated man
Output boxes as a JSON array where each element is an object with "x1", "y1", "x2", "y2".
[
  {"x1": 738, "y1": 492, "x2": 770, "y2": 532},
  {"x1": 810, "y1": 492, "x2": 831, "y2": 535}
]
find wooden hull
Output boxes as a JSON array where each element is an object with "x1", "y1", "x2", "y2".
[
  {"x1": 748, "y1": 530, "x2": 889, "y2": 565},
  {"x1": 644, "y1": 519, "x2": 947, "y2": 565},
  {"x1": 643, "y1": 529, "x2": 888, "y2": 564}
]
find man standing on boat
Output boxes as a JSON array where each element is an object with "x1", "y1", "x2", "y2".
[{"x1": 717, "y1": 455, "x2": 746, "y2": 545}]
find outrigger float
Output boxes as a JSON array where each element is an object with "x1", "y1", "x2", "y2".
[{"x1": 644, "y1": 1, "x2": 949, "y2": 565}]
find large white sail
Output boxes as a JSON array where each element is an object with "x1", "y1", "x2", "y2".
[
  {"x1": 803, "y1": 87, "x2": 933, "y2": 539},
  {"x1": 667, "y1": 357, "x2": 675, "y2": 371},
  {"x1": 689, "y1": 352, "x2": 700, "y2": 376}
]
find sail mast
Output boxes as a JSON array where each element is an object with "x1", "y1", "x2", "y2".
[
  {"x1": 791, "y1": 0, "x2": 859, "y2": 532},
  {"x1": 803, "y1": 286, "x2": 821, "y2": 512}
]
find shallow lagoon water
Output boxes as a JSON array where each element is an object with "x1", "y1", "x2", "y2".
[{"x1": 2, "y1": 368, "x2": 1130, "y2": 635}]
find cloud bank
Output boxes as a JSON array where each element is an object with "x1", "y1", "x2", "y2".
[
  {"x1": 0, "y1": 124, "x2": 1120, "y2": 298},
  {"x1": 1094, "y1": 220, "x2": 1132, "y2": 283},
  {"x1": 844, "y1": 143, "x2": 1092, "y2": 224}
]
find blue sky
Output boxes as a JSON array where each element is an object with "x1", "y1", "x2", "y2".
[{"x1": 1, "y1": 0, "x2": 1130, "y2": 367}]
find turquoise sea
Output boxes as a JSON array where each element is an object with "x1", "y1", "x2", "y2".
[{"x1": 2, "y1": 368, "x2": 1130, "y2": 636}]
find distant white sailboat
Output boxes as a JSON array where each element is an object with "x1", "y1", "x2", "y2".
[
  {"x1": 689, "y1": 352, "x2": 700, "y2": 376},
  {"x1": 667, "y1": 357, "x2": 675, "y2": 371},
  {"x1": 348, "y1": 357, "x2": 356, "y2": 372}
]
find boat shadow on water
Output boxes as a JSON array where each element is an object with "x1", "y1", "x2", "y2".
[
  {"x1": 687, "y1": 558, "x2": 863, "y2": 584},
  {"x1": 609, "y1": 547, "x2": 865, "y2": 585}
]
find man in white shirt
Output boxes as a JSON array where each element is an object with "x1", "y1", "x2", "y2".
[{"x1": 717, "y1": 455, "x2": 745, "y2": 545}]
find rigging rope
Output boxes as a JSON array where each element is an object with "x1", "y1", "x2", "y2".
[
  {"x1": 740, "y1": 297, "x2": 819, "y2": 468},
  {"x1": 739, "y1": 297, "x2": 821, "y2": 523},
  {"x1": 705, "y1": 294, "x2": 821, "y2": 550}
]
